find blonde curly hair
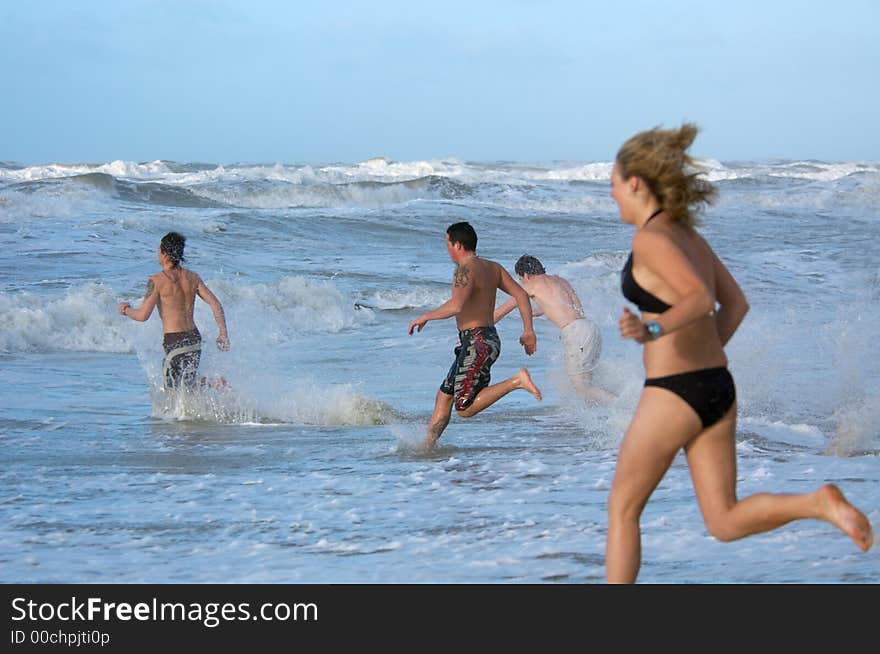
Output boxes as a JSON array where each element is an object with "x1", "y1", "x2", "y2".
[{"x1": 615, "y1": 123, "x2": 717, "y2": 226}]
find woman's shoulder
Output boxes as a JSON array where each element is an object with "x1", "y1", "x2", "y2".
[{"x1": 631, "y1": 223, "x2": 671, "y2": 250}]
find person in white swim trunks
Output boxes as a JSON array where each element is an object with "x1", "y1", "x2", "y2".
[{"x1": 494, "y1": 255, "x2": 614, "y2": 403}]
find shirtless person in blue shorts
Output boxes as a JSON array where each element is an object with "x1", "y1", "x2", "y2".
[{"x1": 408, "y1": 222, "x2": 542, "y2": 449}]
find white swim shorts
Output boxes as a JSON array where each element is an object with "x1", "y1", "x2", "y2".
[{"x1": 559, "y1": 318, "x2": 601, "y2": 379}]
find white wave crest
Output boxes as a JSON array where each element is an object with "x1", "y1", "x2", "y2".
[
  {"x1": 827, "y1": 396, "x2": 880, "y2": 456},
  {"x1": 739, "y1": 416, "x2": 827, "y2": 448},
  {"x1": 0, "y1": 284, "x2": 132, "y2": 353},
  {"x1": 192, "y1": 180, "x2": 435, "y2": 209},
  {"x1": 0, "y1": 275, "x2": 370, "y2": 354},
  {"x1": 213, "y1": 275, "x2": 368, "y2": 336},
  {"x1": 532, "y1": 162, "x2": 613, "y2": 181},
  {"x1": 150, "y1": 380, "x2": 400, "y2": 426},
  {"x1": 767, "y1": 162, "x2": 874, "y2": 182},
  {"x1": 356, "y1": 287, "x2": 449, "y2": 311},
  {"x1": 0, "y1": 160, "x2": 172, "y2": 182}
]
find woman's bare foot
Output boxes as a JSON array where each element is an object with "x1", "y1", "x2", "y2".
[
  {"x1": 516, "y1": 368, "x2": 542, "y2": 401},
  {"x1": 819, "y1": 484, "x2": 873, "y2": 552}
]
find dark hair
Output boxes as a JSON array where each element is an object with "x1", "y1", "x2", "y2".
[
  {"x1": 615, "y1": 123, "x2": 717, "y2": 226},
  {"x1": 446, "y1": 222, "x2": 477, "y2": 251},
  {"x1": 515, "y1": 255, "x2": 545, "y2": 276},
  {"x1": 160, "y1": 232, "x2": 186, "y2": 266}
]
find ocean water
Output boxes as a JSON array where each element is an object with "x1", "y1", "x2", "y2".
[{"x1": 1, "y1": 156, "x2": 878, "y2": 583}]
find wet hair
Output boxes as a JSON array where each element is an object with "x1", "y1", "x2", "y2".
[
  {"x1": 160, "y1": 231, "x2": 186, "y2": 266},
  {"x1": 515, "y1": 254, "x2": 545, "y2": 276},
  {"x1": 446, "y1": 221, "x2": 477, "y2": 251},
  {"x1": 615, "y1": 123, "x2": 717, "y2": 226}
]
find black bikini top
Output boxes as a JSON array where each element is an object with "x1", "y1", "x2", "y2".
[{"x1": 620, "y1": 208, "x2": 672, "y2": 314}]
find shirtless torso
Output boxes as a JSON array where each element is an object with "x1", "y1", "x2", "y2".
[
  {"x1": 408, "y1": 235, "x2": 536, "y2": 356},
  {"x1": 152, "y1": 267, "x2": 201, "y2": 333},
  {"x1": 119, "y1": 250, "x2": 228, "y2": 351},
  {"x1": 521, "y1": 274, "x2": 584, "y2": 330},
  {"x1": 452, "y1": 255, "x2": 514, "y2": 331},
  {"x1": 493, "y1": 271, "x2": 586, "y2": 330}
]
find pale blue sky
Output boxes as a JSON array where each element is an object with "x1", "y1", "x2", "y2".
[{"x1": 2, "y1": 0, "x2": 877, "y2": 164}]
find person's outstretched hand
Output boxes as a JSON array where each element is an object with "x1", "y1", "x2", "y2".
[
  {"x1": 408, "y1": 315, "x2": 428, "y2": 335},
  {"x1": 519, "y1": 329, "x2": 536, "y2": 355}
]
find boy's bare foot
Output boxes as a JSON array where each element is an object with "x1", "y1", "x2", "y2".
[
  {"x1": 200, "y1": 376, "x2": 231, "y2": 391},
  {"x1": 819, "y1": 484, "x2": 873, "y2": 552},
  {"x1": 516, "y1": 368, "x2": 542, "y2": 401}
]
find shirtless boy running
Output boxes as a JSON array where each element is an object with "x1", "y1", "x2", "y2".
[
  {"x1": 118, "y1": 232, "x2": 229, "y2": 390},
  {"x1": 408, "y1": 223, "x2": 541, "y2": 449},
  {"x1": 494, "y1": 255, "x2": 614, "y2": 403}
]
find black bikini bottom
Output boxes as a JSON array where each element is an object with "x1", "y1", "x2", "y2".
[{"x1": 644, "y1": 366, "x2": 736, "y2": 429}]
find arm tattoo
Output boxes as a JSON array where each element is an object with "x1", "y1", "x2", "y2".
[
  {"x1": 453, "y1": 264, "x2": 470, "y2": 288},
  {"x1": 144, "y1": 278, "x2": 155, "y2": 299}
]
